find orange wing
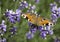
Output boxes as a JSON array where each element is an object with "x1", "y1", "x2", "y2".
[{"x1": 21, "y1": 13, "x2": 53, "y2": 26}]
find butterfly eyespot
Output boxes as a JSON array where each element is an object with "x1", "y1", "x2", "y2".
[
  {"x1": 48, "y1": 22, "x2": 53, "y2": 26},
  {"x1": 24, "y1": 15, "x2": 27, "y2": 18},
  {"x1": 46, "y1": 23, "x2": 49, "y2": 26},
  {"x1": 22, "y1": 14, "x2": 27, "y2": 18},
  {"x1": 42, "y1": 24, "x2": 44, "y2": 26},
  {"x1": 43, "y1": 18, "x2": 46, "y2": 20},
  {"x1": 50, "y1": 23, "x2": 53, "y2": 26},
  {"x1": 21, "y1": 14, "x2": 24, "y2": 17},
  {"x1": 23, "y1": 15, "x2": 25, "y2": 17},
  {"x1": 25, "y1": 17, "x2": 28, "y2": 20},
  {"x1": 50, "y1": 24, "x2": 52, "y2": 25},
  {"x1": 28, "y1": 19, "x2": 31, "y2": 21}
]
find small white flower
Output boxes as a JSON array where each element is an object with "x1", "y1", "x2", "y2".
[
  {"x1": 44, "y1": 27, "x2": 47, "y2": 30},
  {"x1": 32, "y1": 5, "x2": 36, "y2": 9},
  {"x1": 1, "y1": 33, "x2": 3, "y2": 36},
  {"x1": 29, "y1": 4, "x2": 31, "y2": 6},
  {"x1": 25, "y1": 6, "x2": 28, "y2": 8},
  {"x1": 6, "y1": 9, "x2": 8, "y2": 12},
  {"x1": 44, "y1": 37, "x2": 47, "y2": 39},
  {"x1": 24, "y1": 1, "x2": 27, "y2": 3},
  {"x1": 9, "y1": 10, "x2": 13, "y2": 14},
  {"x1": 12, "y1": 12, "x2": 15, "y2": 14},
  {"x1": 20, "y1": 4, "x2": 23, "y2": 6},
  {"x1": 2, "y1": 20, "x2": 5, "y2": 24},
  {"x1": 3, "y1": 13, "x2": 5, "y2": 15},
  {"x1": 31, "y1": 10, "x2": 34, "y2": 13}
]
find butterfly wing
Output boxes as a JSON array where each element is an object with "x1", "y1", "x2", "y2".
[{"x1": 37, "y1": 16, "x2": 51, "y2": 26}]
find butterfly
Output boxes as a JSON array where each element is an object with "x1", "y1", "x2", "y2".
[{"x1": 21, "y1": 13, "x2": 53, "y2": 26}]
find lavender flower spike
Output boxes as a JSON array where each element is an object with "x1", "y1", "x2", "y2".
[
  {"x1": 40, "y1": 32, "x2": 47, "y2": 39},
  {"x1": 35, "y1": 0, "x2": 40, "y2": 4},
  {"x1": 26, "y1": 31, "x2": 34, "y2": 39},
  {"x1": 30, "y1": 27, "x2": 37, "y2": 34}
]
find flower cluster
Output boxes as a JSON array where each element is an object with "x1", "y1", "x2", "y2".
[
  {"x1": 27, "y1": 4, "x2": 36, "y2": 13},
  {"x1": 19, "y1": 1, "x2": 28, "y2": 9},
  {"x1": 35, "y1": 0, "x2": 40, "y2": 4},
  {"x1": 4, "y1": 0, "x2": 37, "y2": 24},
  {"x1": 54, "y1": 37, "x2": 60, "y2": 42},
  {"x1": 0, "y1": 20, "x2": 17, "y2": 38},
  {"x1": 0, "y1": 37, "x2": 6, "y2": 42},
  {"x1": 9, "y1": 26, "x2": 17, "y2": 37},
  {"x1": 2, "y1": 0, "x2": 60, "y2": 41},
  {"x1": 5, "y1": 9, "x2": 21, "y2": 24},
  {"x1": 19, "y1": 1, "x2": 36, "y2": 13},
  {"x1": 0, "y1": 20, "x2": 7, "y2": 36},
  {"x1": 26, "y1": 22, "x2": 53, "y2": 39},
  {"x1": 50, "y1": 2, "x2": 60, "y2": 24},
  {"x1": 26, "y1": 2, "x2": 60, "y2": 39}
]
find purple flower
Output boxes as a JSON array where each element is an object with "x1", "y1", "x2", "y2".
[
  {"x1": 13, "y1": 26, "x2": 17, "y2": 31},
  {"x1": 24, "y1": 3, "x2": 28, "y2": 8},
  {"x1": 2, "y1": 25, "x2": 7, "y2": 32},
  {"x1": 5, "y1": 10, "x2": 12, "y2": 17},
  {"x1": 9, "y1": 26, "x2": 17, "y2": 37},
  {"x1": 38, "y1": 26, "x2": 44, "y2": 31},
  {"x1": 54, "y1": 37, "x2": 60, "y2": 42},
  {"x1": 26, "y1": 31, "x2": 34, "y2": 39},
  {"x1": 19, "y1": 1, "x2": 28, "y2": 9},
  {"x1": 15, "y1": 9, "x2": 21, "y2": 22},
  {"x1": 0, "y1": 37, "x2": 6, "y2": 42},
  {"x1": 0, "y1": 20, "x2": 7, "y2": 31},
  {"x1": 9, "y1": 17, "x2": 16, "y2": 24},
  {"x1": 16, "y1": 17, "x2": 20, "y2": 22},
  {"x1": 1, "y1": 38, "x2": 6, "y2": 42},
  {"x1": 10, "y1": 26, "x2": 17, "y2": 36},
  {"x1": 5, "y1": 10, "x2": 13, "y2": 17},
  {"x1": 35, "y1": 0, "x2": 40, "y2": 3},
  {"x1": 11, "y1": 14, "x2": 17, "y2": 17},
  {"x1": 16, "y1": 9, "x2": 21, "y2": 14},
  {"x1": 5, "y1": 12, "x2": 10, "y2": 17},
  {"x1": 51, "y1": 14, "x2": 57, "y2": 20},
  {"x1": 40, "y1": 32, "x2": 47, "y2": 39},
  {"x1": 51, "y1": 10, "x2": 58, "y2": 14},
  {"x1": 40, "y1": 30, "x2": 49, "y2": 39},
  {"x1": 48, "y1": 30, "x2": 53, "y2": 35},
  {"x1": 50, "y1": 2, "x2": 57, "y2": 9},
  {"x1": 58, "y1": 14, "x2": 60, "y2": 17},
  {"x1": 50, "y1": 3, "x2": 58, "y2": 14},
  {"x1": 0, "y1": 25, "x2": 2, "y2": 29},
  {"x1": 30, "y1": 27, "x2": 37, "y2": 34},
  {"x1": 10, "y1": 26, "x2": 17, "y2": 32},
  {"x1": 27, "y1": 9, "x2": 32, "y2": 13},
  {"x1": 18, "y1": 6, "x2": 25, "y2": 10},
  {"x1": 28, "y1": 22, "x2": 32, "y2": 26},
  {"x1": 58, "y1": 7, "x2": 60, "y2": 12},
  {"x1": 5, "y1": 9, "x2": 21, "y2": 24},
  {"x1": 30, "y1": 5, "x2": 36, "y2": 10},
  {"x1": 0, "y1": 20, "x2": 7, "y2": 36},
  {"x1": 21, "y1": 1, "x2": 28, "y2": 8},
  {"x1": 27, "y1": 4, "x2": 36, "y2": 13},
  {"x1": 45, "y1": 25, "x2": 51, "y2": 30}
]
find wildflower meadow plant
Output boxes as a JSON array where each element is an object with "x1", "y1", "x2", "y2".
[{"x1": 1, "y1": 0, "x2": 60, "y2": 42}]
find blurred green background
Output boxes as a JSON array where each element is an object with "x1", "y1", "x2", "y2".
[{"x1": 1, "y1": 0, "x2": 60, "y2": 42}]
